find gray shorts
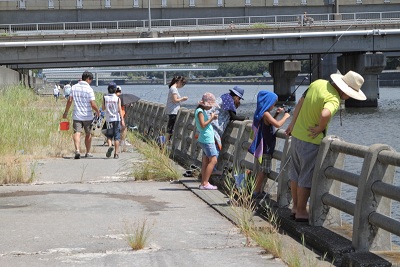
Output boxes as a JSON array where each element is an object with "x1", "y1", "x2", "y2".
[
  {"x1": 288, "y1": 137, "x2": 319, "y2": 188},
  {"x1": 73, "y1": 120, "x2": 92, "y2": 134}
]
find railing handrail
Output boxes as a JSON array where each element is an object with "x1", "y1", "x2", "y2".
[{"x1": 2, "y1": 10, "x2": 400, "y2": 36}]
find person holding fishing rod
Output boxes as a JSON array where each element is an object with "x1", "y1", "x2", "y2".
[{"x1": 285, "y1": 70, "x2": 366, "y2": 223}]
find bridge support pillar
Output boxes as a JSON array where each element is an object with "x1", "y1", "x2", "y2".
[
  {"x1": 95, "y1": 72, "x2": 98, "y2": 87},
  {"x1": 310, "y1": 53, "x2": 338, "y2": 82},
  {"x1": 269, "y1": 60, "x2": 301, "y2": 102},
  {"x1": 337, "y1": 52, "x2": 386, "y2": 107}
]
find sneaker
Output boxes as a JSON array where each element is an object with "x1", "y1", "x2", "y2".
[
  {"x1": 85, "y1": 153, "x2": 93, "y2": 158},
  {"x1": 199, "y1": 183, "x2": 218, "y2": 190},
  {"x1": 114, "y1": 154, "x2": 119, "y2": 159},
  {"x1": 106, "y1": 147, "x2": 114, "y2": 158},
  {"x1": 125, "y1": 140, "x2": 132, "y2": 146},
  {"x1": 74, "y1": 151, "x2": 80, "y2": 159}
]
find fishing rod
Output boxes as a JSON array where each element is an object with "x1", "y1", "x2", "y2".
[{"x1": 280, "y1": 21, "x2": 359, "y2": 107}]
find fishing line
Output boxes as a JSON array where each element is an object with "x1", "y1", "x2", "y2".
[{"x1": 281, "y1": 20, "x2": 360, "y2": 106}]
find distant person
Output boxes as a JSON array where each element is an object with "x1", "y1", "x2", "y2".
[
  {"x1": 53, "y1": 84, "x2": 60, "y2": 101},
  {"x1": 248, "y1": 91, "x2": 290, "y2": 199},
  {"x1": 195, "y1": 92, "x2": 219, "y2": 190},
  {"x1": 302, "y1": 12, "x2": 314, "y2": 26},
  {"x1": 285, "y1": 70, "x2": 366, "y2": 222},
  {"x1": 103, "y1": 82, "x2": 125, "y2": 159},
  {"x1": 209, "y1": 86, "x2": 246, "y2": 152},
  {"x1": 63, "y1": 82, "x2": 71, "y2": 99},
  {"x1": 165, "y1": 76, "x2": 188, "y2": 142},
  {"x1": 62, "y1": 71, "x2": 100, "y2": 159}
]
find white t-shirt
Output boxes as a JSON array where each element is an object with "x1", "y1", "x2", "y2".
[
  {"x1": 71, "y1": 81, "x2": 95, "y2": 121},
  {"x1": 103, "y1": 94, "x2": 120, "y2": 122},
  {"x1": 64, "y1": 84, "x2": 71, "y2": 96},
  {"x1": 53, "y1": 86, "x2": 59, "y2": 95},
  {"x1": 165, "y1": 86, "x2": 181, "y2": 115}
]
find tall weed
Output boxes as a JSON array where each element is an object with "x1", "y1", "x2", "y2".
[{"x1": 0, "y1": 85, "x2": 71, "y2": 183}]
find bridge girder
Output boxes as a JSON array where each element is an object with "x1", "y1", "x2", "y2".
[{"x1": 2, "y1": 31, "x2": 400, "y2": 69}]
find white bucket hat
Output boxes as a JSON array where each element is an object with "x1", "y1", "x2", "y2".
[{"x1": 330, "y1": 71, "x2": 366, "y2": 101}]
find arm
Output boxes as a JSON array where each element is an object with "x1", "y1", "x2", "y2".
[
  {"x1": 62, "y1": 96, "x2": 73, "y2": 119},
  {"x1": 285, "y1": 96, "x2": 304, "y2": 136},
  {"x1": 198, "y1": 111, "x2": 218, "y2": 129},
  {"x1": 90, "y1": 100, "x2": 100, "y2": 117},
  {"x1": 101, "y1": 96, "x2": 105, "y2": 111},
  {"x1": 228, "y1": 110, "x2": 246, "y2": 121},
  {"x1": 308, "y1": 108, "x2": 331, "y2": 138},
  {"x1": 263, "y1": 110, "x2": 290, "y2": 128},
  {"x1": 118, "y1": 98, "x2": 125, "y2": 127},
  {"x1": 172, "y1": 94, "x2": 188, "y2": 103}
]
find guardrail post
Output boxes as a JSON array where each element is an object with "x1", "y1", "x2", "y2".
[
  {"x1": 277, "y1": 134, "x2": 292, "y2": 207},
  {"x1": 352, "y1": 144, "x2": 394, "y2": 252},
  {"x1": 234, "y1": 120, "x2": 253, "y2": 171},
  {"x1": 309, "y1": 135, "x2": 344, "y2": 227}
]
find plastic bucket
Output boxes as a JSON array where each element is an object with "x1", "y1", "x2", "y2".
[{"x1": 59, "y1": 121, "x2": 70, "y2": 131}]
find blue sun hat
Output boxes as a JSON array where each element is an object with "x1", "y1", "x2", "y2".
[{"x1": 230, "y1": 86, "x2": 245, "y2": 100}]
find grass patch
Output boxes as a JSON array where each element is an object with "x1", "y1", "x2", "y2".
[
  {"x1": 251, "y1": 23, "x2": 270, "y2": 29},
  {"x1": 129, "y1": 132, "x2": 180, "y2": 181},
  {"x1": 124, "y1": 217, "x2": 153, "y2": 250},
  {"x1": 0, "y1": 85, "x2": 73, "y2": 183}
]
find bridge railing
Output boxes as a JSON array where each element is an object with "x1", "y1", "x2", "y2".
[
  {"x1": 2, "y1": 11, "x2": 400, "y2": 35},
  {"x1": 126, "y1": 99, "x2": 400, "y2": 254}
]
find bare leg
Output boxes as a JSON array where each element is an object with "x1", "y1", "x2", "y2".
[
  {"x1": 114, "y1": 140, "x2": 120, "y2": 156},
  {"x1": 201, "y1": 155, "x2": 217, "y2": 186},
  {"x1": 84, "y1": 133, "x2": 92, "y2": 154},
  {"x1": 291, "y1": 180, "x2": 298, "y2": 214},
  {"x1": 73, "y1": 132, "x2": 81, "y2": 152},
  {"x1": 296, "y1": 187, "x2": 311, "y2": 219},
  {"x1": 254, "y1": 171, "x2": 265, "y2": 193}
]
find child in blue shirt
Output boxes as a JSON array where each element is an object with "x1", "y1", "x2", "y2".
[{"x1": 195, "y1": 92, "x2": 220, "y2": 190}]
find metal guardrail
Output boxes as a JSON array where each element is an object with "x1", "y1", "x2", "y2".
[{"x1": 1, "y1": 11, "x2": 400, "y2": 36}]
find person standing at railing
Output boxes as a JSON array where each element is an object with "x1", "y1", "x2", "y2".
[
  {"x1": 209, "y1": 86, "x2": 246, "y2": 152},
  {"x1": 195, "y1": 92, "x2": 219, "y2": 190},
  {"x1": 285, "y1": 71, "x2": 366, "y2": 223},
  {"x1": 249, "y1": 91, "x2": 290, "y2": 200},
  {"x1": 165, "y1": 76, "x2": 188, "y2": 143}
]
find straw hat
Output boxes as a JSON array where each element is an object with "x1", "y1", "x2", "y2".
[{"x1": 330, "y1": 71, "x2": 366, "y2": 101}]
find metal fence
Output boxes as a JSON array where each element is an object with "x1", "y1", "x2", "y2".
[{"x1": 1, "y1": 11, "x2": 400, "y2": 36}]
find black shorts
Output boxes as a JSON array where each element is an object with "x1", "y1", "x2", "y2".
[{"x1": 167, "y1": 114, "x2": 177, "y2": 134}]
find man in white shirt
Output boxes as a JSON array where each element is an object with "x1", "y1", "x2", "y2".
[{"x1": 62, "y1": 71, "x2": 100, "y2": 159}]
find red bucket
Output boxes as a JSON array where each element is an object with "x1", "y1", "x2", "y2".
[{"x1": 59, "y1": 121, "x2": 70, "y2": 131}]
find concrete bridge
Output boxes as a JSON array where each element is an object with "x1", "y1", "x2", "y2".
[{"x1": 1, "y1": 11, "x2": 400, "y2": 106}]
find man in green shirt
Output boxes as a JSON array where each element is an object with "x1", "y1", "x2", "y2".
[{"x1": 285, "y1": 71, "x2": 366, "y2": 223}]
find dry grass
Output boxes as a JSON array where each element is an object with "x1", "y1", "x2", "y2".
[
  {"x1": 0, "y1": 85, "x2": 104, "y2": 184},
  {"x1": 124, "y1": 218, "x2": 153, "y2": 250},
  {"x1": 129, "y1": 132, "x2": 180, "y2": 181}
]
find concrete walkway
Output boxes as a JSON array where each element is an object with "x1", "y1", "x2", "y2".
[{"x1": 0, "y1": 137, "x2": 288, "y2": 267}]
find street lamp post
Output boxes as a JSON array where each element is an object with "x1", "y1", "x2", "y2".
[{"x1": 148, "y1": 0, "x2": 152, "y2": 31}]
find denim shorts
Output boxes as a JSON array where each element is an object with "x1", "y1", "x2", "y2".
[{"x1": 199, "y1": 142, "x2": 219, "y2": 158}]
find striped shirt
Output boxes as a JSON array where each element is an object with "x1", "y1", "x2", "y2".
[{"x1": 71, "y1": 81, "x2": 95, "y2": 121}]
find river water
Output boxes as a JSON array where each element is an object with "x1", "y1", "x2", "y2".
[{"x1": 95, "y1": 83, "x2": 400, "y2": 244}]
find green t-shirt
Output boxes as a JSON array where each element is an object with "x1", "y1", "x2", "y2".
[{"x1": 292, "y1": 79, "x2": 340, "y2": 145}]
